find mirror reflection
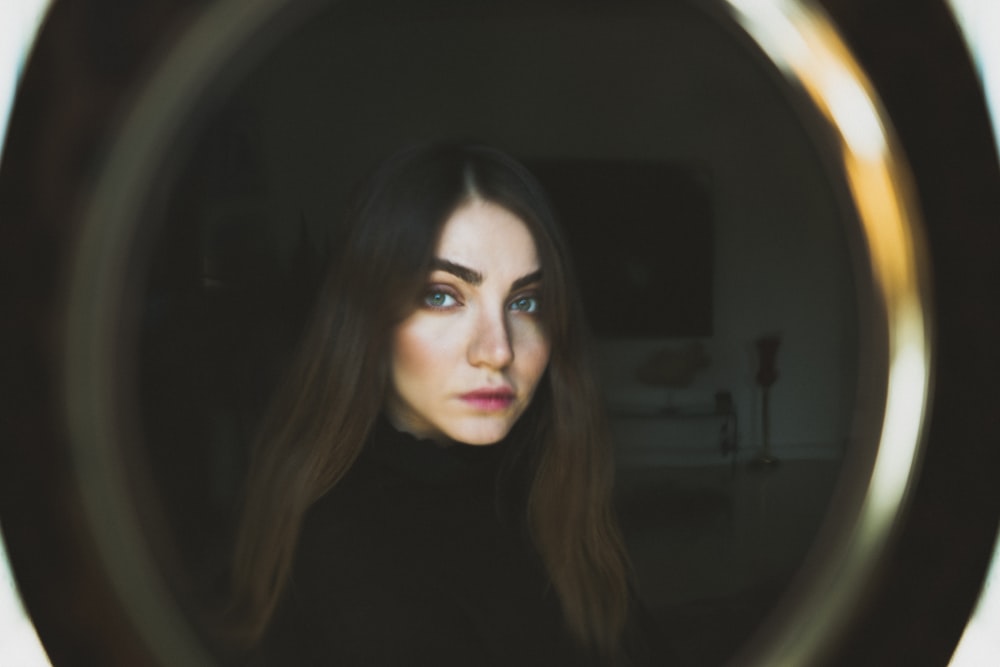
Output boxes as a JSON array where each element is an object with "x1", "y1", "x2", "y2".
[{"x1": 135, "y1": 1, "x2": 860, "y2": 664}]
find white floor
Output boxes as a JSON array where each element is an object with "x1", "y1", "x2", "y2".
[{"x1": 617, "y1": 457, "x2": 843, "y2": 664}]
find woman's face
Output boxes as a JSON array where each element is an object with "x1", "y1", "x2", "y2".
[{"x1": 386, "y1": 199, "x2": 551, "y2": 445}]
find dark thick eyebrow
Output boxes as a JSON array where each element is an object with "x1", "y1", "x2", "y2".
[
  {"x1": 431, "y1": 259, "x2": 482, "y2": 285},
  {"x1": 510, "y1": 269, "x2": 543, "y2": 292},
  {"x1": 430, "y1": 259, "x2": 542, "y2": 291}
]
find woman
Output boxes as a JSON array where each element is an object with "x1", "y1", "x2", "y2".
[{"x1": 227, "y1": 143, "x2": 651, "y2": 665}]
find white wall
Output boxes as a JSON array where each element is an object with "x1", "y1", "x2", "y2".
[{"x1": 228, "y1": 2, "x2": 859, "y2": 462}]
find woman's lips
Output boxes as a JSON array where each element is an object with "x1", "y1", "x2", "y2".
[{"x1": 460, "y1": 388, "x2": 515, "y2": 410}]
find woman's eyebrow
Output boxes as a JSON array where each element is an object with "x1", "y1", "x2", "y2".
[
  {"x1": 511, "y1": 270, "x2": 543, "y2": 291},
  {"x1": 431, "y1": 259, "x2": 541, "y2": 291},
  {"x1": 431, "y1": 259, "x2": 483, "y2": 285}
]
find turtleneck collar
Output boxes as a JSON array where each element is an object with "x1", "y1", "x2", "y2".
[{"x1": 363, "y1": 414, "x2": 508, "y2": 485}]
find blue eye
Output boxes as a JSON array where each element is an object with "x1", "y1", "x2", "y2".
[
  {"x1": 509, "y1": 295, "x2": 540, "y2": 313},
  {"x1": 424, "y1": 290, "x2": 458, "y2": 308}
]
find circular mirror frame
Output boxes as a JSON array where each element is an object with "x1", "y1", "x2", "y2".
[
  {"x1": 62, "y1": 0, "x2": 934, "y2": 663},
  {"x1": 2, "y1": 0, "x2": 997, "y2": 665}
]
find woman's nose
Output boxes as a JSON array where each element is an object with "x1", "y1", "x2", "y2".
[{"x1": 468, "y1": 308, "x2": 514, "y2": 369}]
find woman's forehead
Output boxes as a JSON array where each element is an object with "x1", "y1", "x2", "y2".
[{"x1": 433, "y1": 200, "x2": 541, "y2": 276}]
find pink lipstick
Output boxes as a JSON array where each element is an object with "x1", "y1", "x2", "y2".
[{"x1": 460, "y1": 387, "x2": 515, "y2": 411}]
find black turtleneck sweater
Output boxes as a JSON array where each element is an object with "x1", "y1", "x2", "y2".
[
  {"x1": 253, "y1": 419, "x2": 600, "y2": 667},
  {"x1": 251, "y1": 418, "x2": 608, "y2": 666}
]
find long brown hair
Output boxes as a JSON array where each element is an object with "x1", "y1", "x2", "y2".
[{"x1": 227, "y1": 143, "x2": 630, "y2": 657}]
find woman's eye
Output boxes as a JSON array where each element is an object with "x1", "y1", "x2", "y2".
[
  {"x1": 423, "y1": 289, "x2": 458, "y2": 308},
  {"x1": 509, "y1": 295, "x2": 540, "y2": 313}
]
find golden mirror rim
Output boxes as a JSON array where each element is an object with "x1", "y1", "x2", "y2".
[
  {"x1": 722, "y1": 0, "x2": 933, "y2": 663},
  {"x1": 59, "y1": 0, "x2": 933, "y2": 665}
]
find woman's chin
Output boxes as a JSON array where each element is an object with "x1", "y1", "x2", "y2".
[{"x1": 445, "y1": 417, "x2": 516, "y2": 446}]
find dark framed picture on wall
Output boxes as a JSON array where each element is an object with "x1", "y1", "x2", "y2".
[{"x1": 527, "y1": 160, "x2": 713, "y2": 338}]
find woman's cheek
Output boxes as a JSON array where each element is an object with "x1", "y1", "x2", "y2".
[
  {"x1": 393, "y1": 314, "x2": 449, "y2": 376},
  {"x1": 512, "y1": 320, "x2": 551, "y2": 377}
]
